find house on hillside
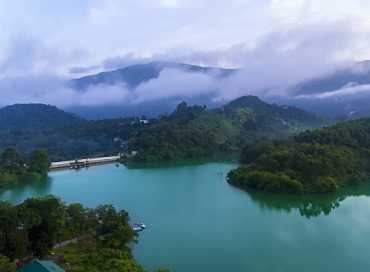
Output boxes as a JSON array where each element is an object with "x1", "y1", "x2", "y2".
[{"x1": 17, "y1": 260, "x2": 65, "y2": 272}]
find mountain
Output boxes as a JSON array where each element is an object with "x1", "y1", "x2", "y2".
[
  {"x1": 222, "y1": 96, "x2": 323, "y2": 128},
  {"x1": 287, "y1": 61, "x2": 370, "y2": 119},
  {"x1": 71, "y1": 61, "x2": 236, "y2": 90},
  {"x1": 67, "y1": 60, "x2": 370, "y2": 120},
  {"x1": 0, "y1": 96, "x2": 323, "y2": 162},
  {"x1": 295, "y1": 61, "x2": 370, "y2": 95},
  {"x1": 0, "y1": 104, "x2": 85, "y2": 131},
  {"x1": 67, "y1": 61, "x2": 236, "y2": 119},
  {"x1": 0, "y1": 104, "x2": 147, "y2": 161},
  {"x1": 127, "y1": 96, "x2": 324, "y2": 163}
]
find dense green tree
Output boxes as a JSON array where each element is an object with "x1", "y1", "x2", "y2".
[
  {"x1": 0, "y1": 148, "x2": 23, "y2": 174},
  {"x1": 128, "y1": 97, "x2": 322, "y2": 164},
  {"x1": 0, "y1": 196, "x2": 145, "y2": 271},
  {"x1": 0, "y1": 148, "x2": 50, "y2": 187},
  {"x1": 55, "y1": 244, "x2": 144, "y2": 272},
  {"x1": 0, "y1": 201, "x2": 25, "y2": 259},
  {"x1": 28, "y1": 150, "x2": 49, "y2": 178},
  {"x1": 0, "y1": 255, "x2": 16, "y2": 272},
  {"x1": 228, "y1": 119, "x2": 370, "y2": 194},
  {"x1": 20, "y1": 197, "x2": 65, "y2": 257}
]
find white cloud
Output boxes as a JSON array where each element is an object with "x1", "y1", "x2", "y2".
[
  {"x1": 1, "y1": 0, "x2": 370, "y2": 107},
  {"x1": 160, "y1": 0, "x2": 179, "y2": 7},
  {"x1": 1, "y1": 0, "x2": 370, "y2": 72},
  {"x1": 0, "y1": 75, "x2": 131, "y2": 107},
  {"x1": 132, "y1": 68, "x2": 218, "y2": 103},
  {"x1": 298, "y1": 84, "x2": 370, "y2": 100}
]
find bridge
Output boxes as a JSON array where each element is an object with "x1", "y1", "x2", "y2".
[{"x1": 50, "y1": 155, "x2": 120, "y2": 170}]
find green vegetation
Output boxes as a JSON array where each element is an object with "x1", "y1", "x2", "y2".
[
  {"x1": 128, "y1": 96, "x2": 323, "y2": 163},
  {"x1": 0, "y1": 148, "x2": 49, "y2": 187},
  {"x1": 0, "y1": 196, "x2": 145, "y2": 272},
  {"x1": 128, "y1": 103, "x2": 239, "y2": 163},
  {"x1": 228, "y1": 118, "x2": 370, "y2": 194},
  {"x1": 0, "y1": 255, "x2": 16, "y2": 272},
  {"x1": 0, "y1": 104, "x2": 149, "y2": 161},
  {"x1": 0, "y1": 96, "x2": 322, "y2": 163},
  {"x1": 54, "y1": 243, "x2": 144, "y2": 272}
]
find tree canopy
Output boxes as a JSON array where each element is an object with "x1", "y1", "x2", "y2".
[
  {"x1": 128, "y1": 97, "x2": 323, "y2": 164},
  {"x1": 228, "y1": 119, "x2": 370, "y2": 194},
  {"x1": 0, "y1": 148, "x2": 49, "y2": 188},
  {"x1": 0, "y1": 196, "x2": 145, "y2": 272}
]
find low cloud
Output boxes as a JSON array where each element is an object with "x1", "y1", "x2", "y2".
[
  {"x1": 67, "y1": 20, "x2": 359, "y2": 104},
  {"x1": 0, "y1": 33, "x2": 89, "y2": 77},
  {"x1": 298, "y1": 84, "x2": 370, "y2": 100},
  {"x1": 69, "y1": 53, "x2": 152, "y2": 76},
  {"x1": 132, "y1": 68, "x2": 218, "y2": 103},
  {"x1": 0, "y1": 75, "x2": 131, "y2": 107},
  {"x1": 0, "y1": 18, "x2": 369, "y2": 111}
]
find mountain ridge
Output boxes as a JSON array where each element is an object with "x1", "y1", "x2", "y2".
[
  {"x1": 0, "y1": 95, "x2": 323, "y2": 162},
  {"x1": 127, "y1": 95, "x2": 324, "y2": 163},
  {"x1": 71, "y1": 61, "x2": 237, "y2": 90},
  {"x1": 0, "y1": 103, "x2": 85, "y2": 131}
]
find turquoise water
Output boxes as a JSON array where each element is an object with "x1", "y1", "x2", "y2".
[{"x1": 1, "y1": 163, "x2": 370, "y2": 272}]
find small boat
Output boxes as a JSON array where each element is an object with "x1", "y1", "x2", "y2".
[{"x1": 132, "y1": 223, "x2": 146, "y2": 232}]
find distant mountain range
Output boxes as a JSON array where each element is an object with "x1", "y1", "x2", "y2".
[
  {"x1": 70, "y1": 61, "x2": 236, "y2": 90},
  {"x1": 67, "y1": 61, "x2": 236, "y2": 119},
  {"x1": 294, "y1": 61, "x2": 370, "y2": 95},
  {"x1": 286, "y1": 61, "x2": 370, "y2": 119},
  {"x1": 66, "y1": 60, "x2": 370, "y2": 119}
]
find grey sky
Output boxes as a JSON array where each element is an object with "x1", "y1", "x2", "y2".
[
  {"x1": 1, "y1": 0, "x2": 370, "y2": 75},
  {"x1": 1, "y1": 0, "x2": 370, "y2": 107}
]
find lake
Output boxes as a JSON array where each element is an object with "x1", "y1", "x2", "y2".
[{"x1": 1, "y1": 163, "x2": 370, "y2": 272}]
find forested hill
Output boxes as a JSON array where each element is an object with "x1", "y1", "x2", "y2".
[
  {"x1": 0, "y1": 104, "x2": 84, "y2": 131},
  {"x1": 0, "y1": 97, "x2": 323, "y2": 162},
  {"x1": 228, "y1": 118, "x2": 370, "y2": 194},
  {"x1": 127, "y1": 96, "x2": 324, "y2": 163},
  {"x1": 295, "y1": 118, "x2": 370, "y2": 148},
  {"x1": 222, "y1": 96, "x2": 323, "y2": 128},
  {"x1": 0, "y1": 104, "x2": 148, "y2": 161}
]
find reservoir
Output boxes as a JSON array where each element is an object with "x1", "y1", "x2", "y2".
[{"x1": 1, "y1": 163, "x2": 370, "y2": 272}]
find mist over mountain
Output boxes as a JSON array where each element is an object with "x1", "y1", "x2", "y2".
[
  {"x1": 282, "y1": 61, "x2": 370, "y2": 119},
  {"x1": 71, "y1": 61, "x2": 236, "y2": 90},
  {"x1": 65, "y1": 61, "x2": 235, "y2": 118},
  {"x1": 293, "y1": 61, "x2": 370, "y2": 95},
  {"x1": 65, "y1": 60, "x2": 370, "y2": 120},
  {"x1": 2, "y1": 59, "x2": 369, "y2": 120}
]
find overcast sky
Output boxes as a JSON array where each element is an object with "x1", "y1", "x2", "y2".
[{"x1": 1, "y1": 0, "x2": 370, "y2": 106}]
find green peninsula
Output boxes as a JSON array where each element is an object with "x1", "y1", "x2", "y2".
[{"x1": 228, "y1": 118, "x2": 370, "y2": 194}]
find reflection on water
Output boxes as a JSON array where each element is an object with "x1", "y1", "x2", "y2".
[
  {"x1": 0, "y1": 177, "x2": 52, "y2": 204},
  {"x1": 1, "y1": 165, "x2": 369, "y2": 220},
  {"x1": 246, "y1": 182, "x2": 370, "y2": 218}
]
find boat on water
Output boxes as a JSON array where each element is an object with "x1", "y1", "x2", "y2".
[{"x1": 132, "y1": 223, "x2": 146, "y2": 232}]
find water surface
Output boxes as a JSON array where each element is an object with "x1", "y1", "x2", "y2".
[{"x1": 1, "y1": 163, "x2": 370, "y2": 272}]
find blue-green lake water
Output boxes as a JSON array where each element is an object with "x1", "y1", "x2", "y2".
[{"x1": 1, "y1": 163, "x2": 370, "y2": 272}]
